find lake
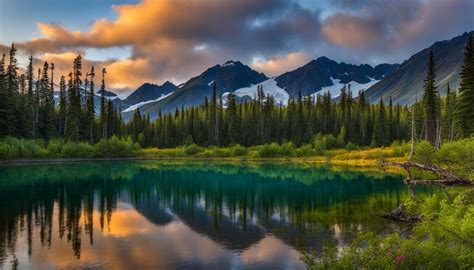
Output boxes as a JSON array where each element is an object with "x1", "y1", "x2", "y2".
[{"x1": 0, "y1": 161, "x2": 428, "y2": 269}]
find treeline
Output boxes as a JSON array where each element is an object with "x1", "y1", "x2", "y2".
[
  {"x1": 1, "y1": 35, "x2": 473, "y2": 150},
  {"x1": 0, "y1": 45, "x2": 122, "y2": 142},
  {"x1": 128, "y1": 36, "x2": 474, "y2": 148},
  {"x1": 130, "y1": 87, "x2": 411, "y2": 148}
]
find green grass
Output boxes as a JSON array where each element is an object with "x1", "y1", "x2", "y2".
[{"x1": 0, "y1": 136, "x2": 140, "y2": 159}]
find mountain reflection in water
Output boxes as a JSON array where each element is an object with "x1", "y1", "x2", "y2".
[{"x1": 0, "y1": 161, "x2": 430, "y2": 269}]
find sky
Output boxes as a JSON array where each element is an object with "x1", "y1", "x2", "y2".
[{"x1": 0, "y1": 0, "x2": 473, "y2": 95}]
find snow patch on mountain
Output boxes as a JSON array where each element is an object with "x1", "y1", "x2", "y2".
[
  {"x1": 311, "y1": 77, "x2": 380, "y2": 98},
  {"x1": 223, "y1": 78, "x2": 289, "y2": 105},
  {"x1": 122, "y1": 92, "x2": 174, "y2": 113},
  {"x1": 222, "y1": 61, "x2": 236, "y2": 67}
]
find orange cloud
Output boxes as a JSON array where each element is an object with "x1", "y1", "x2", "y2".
[
  {"x1": 321, "y1": 14, "x2": 383, "y2": 49},
  {"x1": 34, "y1": 52, "x2": 158, "y2": 91},
  {"x1": 252, "y1": 52, "x2": 310, "y2": 76},
  {"x1": 8, "y1": 0, "x2": 322, "y2": 92}
]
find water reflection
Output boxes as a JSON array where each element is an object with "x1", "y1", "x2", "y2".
[{"x1": 0, "y1": 161, "x2": 428, "y2": 269}]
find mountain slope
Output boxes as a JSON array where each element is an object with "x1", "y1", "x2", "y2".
[
  {"x1": 274, "y1": 57, "x2": 398, "y2": 97},
  {"x1": 365, "y1": 31, "x2": 473, "y2": 105},
  {"x1": 124, "y1": 81, "x2": 176, "y2": 106},
  {"x1": 130, "y1": 61, "x2": 267, "y2": 118}
]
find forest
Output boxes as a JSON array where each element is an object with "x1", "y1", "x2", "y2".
[{"x1": 0, "y1": 35, "x2": 473, "y2": 158}]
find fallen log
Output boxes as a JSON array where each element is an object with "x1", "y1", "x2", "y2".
[
  {"x1": 380, "y1": 160, "x2": 473, "y2": 187},
  {"x1": 382, "y1": 204, "x2": 422, "y2": 222}
]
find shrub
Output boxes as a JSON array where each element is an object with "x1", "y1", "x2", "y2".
[
  {"x1": 258, "y1": 143, "x2": 282, "y2": 158},
  {"x1": 313, "y1": 134, "x2": 326, "y2": 154},
  {"x1": 313, "y1": 134, "x2": 338, "y2": 154},
  {"x1": 61, "y1": 141, "x2": 96, "y2": 158},
  {"x1": 209, "y1": 147, "x2": 232, "y2": 157},
  {"x1": 295, "y1": 144, "x2": 314, "y2": 157},
  {"x1": 414, "y1": 140, "x2": 436, "y2": 164},
  {"x1": 47, "y1": 139, "x2": 64, "y2": 157},
  {"x1": 184, "y1": 143, "x2": 204, "y2": 156},
  {"x1": 3, "y1": 137, "x2": 43, "y2": 158},
  {"x1": 0, "y1": 143, "x2": 14, "y2": 159},
  {"x1": 345, "y1": 141, "x2": 358, "y2": 151},
  {"x1": 96, "y1": 136, "x2": 140, "y2": 157},
  {"x1": 323, "y1": 134, "x2": 337, "y2": 150},
  {"x1": 231, "y1": 144, "x2": 248, "y2": 156},
  {"x1": 435, "y1": 138, "x2": 474, "y2": 177},
  {"x1": 336, "y1": 126, "x2": 346, "y2": 148},
  {"x1": 391, "y1": 140, "x2": 410, "y2": 157},
  {"x1": 281, "y1": 142, "x2": 296, "y2": 156}
]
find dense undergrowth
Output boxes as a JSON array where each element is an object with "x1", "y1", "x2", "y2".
[
  {"x1": 302, "y1": 189, "x2": 474, "y2": 269},
  {"x1": 302, "y1": 137, "x2": 474, "y2": 269},
  {"x1": 0, "y1": 136, "x2": 141, "y2": 158}
]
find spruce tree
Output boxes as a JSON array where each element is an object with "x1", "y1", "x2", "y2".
[
  {"x1": 0, "y1": 54, "x2": 9, "y2": 137},
  {"x1": 372, "y1": 97, "x2": 388, "y2": 146},
  {"x1": 455, "y1": 34, "x2": 474, "y2": 138},
  {"x1": 227, "y1": 92, "x2": 238, "y2": 144},
  {"x1": 5, "y1": 44, "x2": 19, "y2": 136},
  {"x1": 38, "y1": 61, "x2": 54, "y2": 140},
  {"x1": 58, "y1": 76, "x2": 67, "y2": 136},
  {"x1": 422, "y1": 50, "x2": 439, "y2": 145},
  {"x1": 100, "y1": 68, "x2": 107, "y2": 139},
  {"x1": 443, "y1": 84, "x2": 457, "y2": 141},
  {"x1": 24, "y1": 55, "x2": 35, "y2": 138},
  {"x1": 86, "y1": 67, "x2": 95, "y2": 143}
]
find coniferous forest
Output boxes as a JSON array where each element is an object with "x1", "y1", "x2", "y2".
[{"x1": 0, "y1": 35, "x2": 473, "y2": 155}]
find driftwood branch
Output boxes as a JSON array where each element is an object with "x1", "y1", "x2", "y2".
[
  {"x1": 381, "y1": 158, "x2": 472, "y2": 223},
  {"x1": 380, "y1": 160, "x2": 473, "y2": 187}
]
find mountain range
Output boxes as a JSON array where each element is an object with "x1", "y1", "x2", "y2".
[
  {"x1": 111, "y1": 30, "x2": 472, "y2": 120},
  {"x1": 364, "y1": 31, "x2": 473, "y2": 104}
]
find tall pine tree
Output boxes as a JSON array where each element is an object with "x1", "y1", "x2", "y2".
[
  {"x1": 422, "y1": 50, "x2": 439, "y2": 145},
  {"x1": 455, "y1": 34, "x2": 474, "y2": 138}
]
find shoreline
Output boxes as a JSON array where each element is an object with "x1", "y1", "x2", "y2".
[{"x1": 0, "y1": 155, "x2": 406, "y2": 173}]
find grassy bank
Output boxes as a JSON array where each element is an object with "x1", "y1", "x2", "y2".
[
  {"x1": 139, "y1": 143, "x2": 408, "y2": 166},
  {"x1": 1, "y1": 137, "x2": 473, "y2": 177}
]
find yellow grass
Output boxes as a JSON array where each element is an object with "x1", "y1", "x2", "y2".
[{"x1": 137, "y1": 145, "x2": 408, "y2": 174}]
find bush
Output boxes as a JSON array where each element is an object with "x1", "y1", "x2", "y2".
[
  {"x1": 0, "y1": 143, "x2": 14, "y2": 159},
  {"x1": 184, "y1": 143, "x2": 204, "y2": 156},
  {"x1": 313, "y1": 134, "x2": 326, "y2": 154},
  {"x1": 313, "y1": 134, "x2": 338, "y2": 154},
  {"x1": 435, "y1": 138, "x2": 474, "y2": 177},
  {"x1": 345, "y1": 141, "x2": 358, "y2": 151},
  {"x1": 323, "y1": 134, "x2": 337, "y2": 150},
  {"x1": 61, "y1": 141, "x2": 96, "y2": 158},
  {"x1": 414, "y1": 140, "x2": 436, "y2": 164},
  {"x1": 47, "y1": 139, "x2": 64, "y2": 157},
  {"x1": 281, "y1": 142, "x2": 296, "y2": 156},
  {"x1": 231, "y1": 144, "x2": 248, "y2": 156},
  {"x1": 3, "y1": 137, "x2": 43, "y2": 158},
  {"x1": 258, "y1": 143, "x2": 282, "y2": 158},
  {"x1": 391, "y1": 140, "x2": 410, "y2": 157},
  {"x1": 209, "y1": 147, "x2": 232, "y2": 157},
  {"x1": 295, "y1": 144, "x2": 314, "y2": 157},
  {"x1": 96, "y1": 136, "x2": 140, "y2": 157}
]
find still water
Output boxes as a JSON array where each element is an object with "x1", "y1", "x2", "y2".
[{"x1": 0, "y1": 161, "x2": 426, "y2": 269}]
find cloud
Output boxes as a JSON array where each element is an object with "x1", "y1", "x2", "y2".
[
  {"x1": 320, "y1": 0, "x2": 474, "y2": 61},
  {"x1": 322, "y1": 13, "x2": 384, "y2": 49},
  {"x1": 252, "y1": 52, "x2": 310, "y2": 76},
  {"x1": 5, "y1": 0, "x2": 322, "y2": 93},
  {"x1": 1, "y1": 0, "x2": 473, "y2": 93}
]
